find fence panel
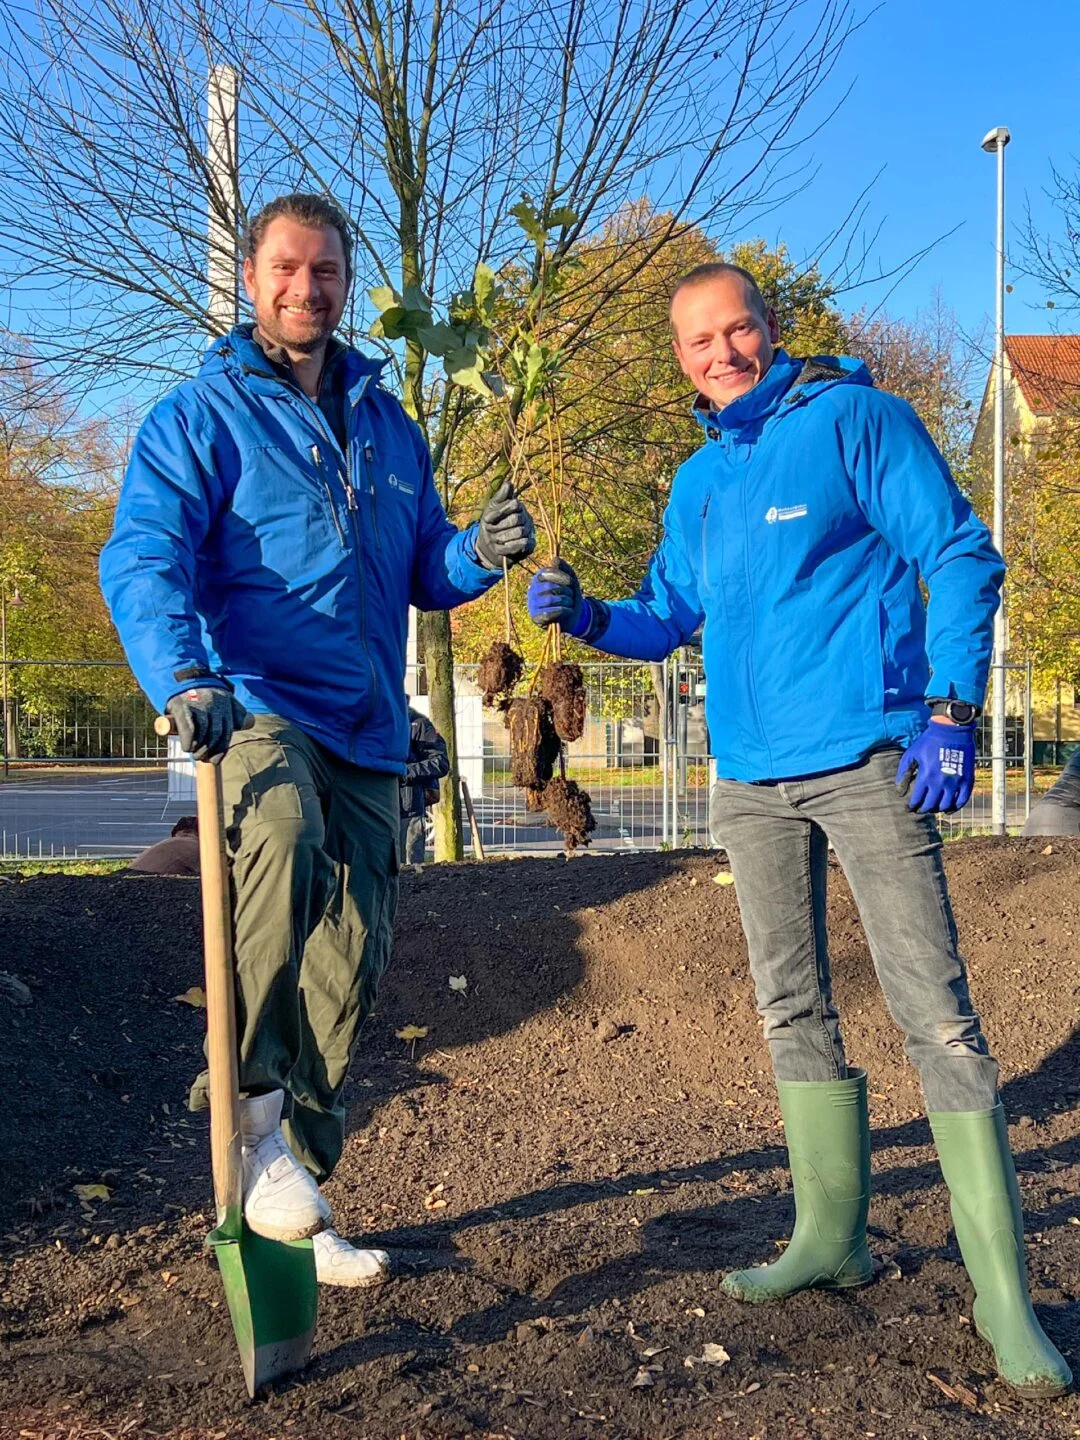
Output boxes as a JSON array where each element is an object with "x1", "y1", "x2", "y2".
[{"x1": 0, "y1": 655, "x2": 1045, "y2": 860}]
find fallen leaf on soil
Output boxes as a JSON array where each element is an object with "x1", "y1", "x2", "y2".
[
  {"x1": 577, "y1": 1325, "x2": 594, "y2": 1346},
  {"x1": 642, "y1": 1344, "x2": 668, "y2": 1357},
  {"x1": 685, "y1": 1343, "x2": 730, "y2": 1369},
  {"x1": 713, "y1": 872, "x2": 735, "y2": 886},
  {"x1": 701, "y1": 1343, "x2": 730, "y2": 1366},
  {"x1": 72, "y1": 1184, "x2": 110, "y2": 1202},
  {"x1": 630, "y1": 1367, "x2": 654, "y2": 1388},
  {"x1": 743, "y1": 1381, "x2": 762, "y2": 1393},
  {"x1": 396, "y1": 1024, "x2": 429, "y2": 1041},
  {"x1": 448, "y1": 975, "x2": 468, "y2": 993},
  {"x1": 173, "y1": 986, "x2": 206, "y2": 1007},
  {"x1": 685, "y1": 1306, "x2": 706, "y2": 1317},
  {"x1": 1042, "y1": 844, "x2": 1054, "y2": 855}
]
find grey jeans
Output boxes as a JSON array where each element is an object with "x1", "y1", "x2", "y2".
[{"x1": 708, "y1": 747, "x2": 998, "y2": 1112}]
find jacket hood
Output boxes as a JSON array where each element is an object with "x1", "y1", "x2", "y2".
[{"x1": 696, "y1": 349, "x2": 873, "y2": 437}]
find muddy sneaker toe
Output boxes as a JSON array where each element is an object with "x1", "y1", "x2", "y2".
[
  {"x1": 242, "y1": 1136, "x2": 325, "y2": 1240},
  {"x1": 312, "y1": 1229, "x2": 391, "y2": 1288}
]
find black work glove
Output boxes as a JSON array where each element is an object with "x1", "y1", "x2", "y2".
[
  {"x1": 165, "y1": 684, "x2": 252, "y2": 763},
  {"x1": 473, "y1": 480, "x2": 536, "y2": 570}
]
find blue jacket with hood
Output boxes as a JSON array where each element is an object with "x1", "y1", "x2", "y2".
[
  {"x1": 595, "y1": 350, "x2": 1004, "y2": 783},
  {"x1": 100, "y1": 324, "x2": 501, "y2": 773}
]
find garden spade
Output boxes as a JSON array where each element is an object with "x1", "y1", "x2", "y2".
[{"x1": 154, "y1": 719, "x2": 317, "y2": 1397}]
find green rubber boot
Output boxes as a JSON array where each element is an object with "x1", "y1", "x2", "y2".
[
  {"x1": 929, "y1": 1106, "x2": 1072, "y2": 1398},
  {"x1": 722, "y1": 1067, "x2": 873, "y2": 1303}
]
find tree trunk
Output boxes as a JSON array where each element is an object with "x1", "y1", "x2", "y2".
[
  {"x1": 3, "y1": 700, "x2": 19, "y2": 763},
  {"x1": 421, "y1": 608, "x2": 463, "y2": 861}
]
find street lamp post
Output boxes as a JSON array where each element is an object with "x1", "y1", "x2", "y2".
[
  {"x1": 1, "y1": 583, "x2": 24, "y2": 780},
  {"x1": 982, "y1": 124, "x2": 1010, "y2": 835}
]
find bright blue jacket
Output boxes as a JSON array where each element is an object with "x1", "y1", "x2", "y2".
[
  {"x1": 100, "y1": 325, "x2": 500, "y2": 773},
  {"x1": 596, "y1": 351, "x2": 1003, "y2": 782}
]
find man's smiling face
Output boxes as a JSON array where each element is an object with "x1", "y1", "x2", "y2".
[
  {"x1": 242, "y1": 216, "x2": 349, "y2": 355},
  {"x1": 671, "y1": 273, "x2": 780, "y2": 410}
]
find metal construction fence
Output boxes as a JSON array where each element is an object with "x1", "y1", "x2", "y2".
[{"x1": 0, "y1": 656, "x2": 1037, "y2": 861}]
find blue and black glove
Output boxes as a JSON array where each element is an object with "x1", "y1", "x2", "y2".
[
  {"x1": 166, "y1": 683, "x2": 252, "y2": 763},
  {"x1": 896, "y1": 721, "x2": 976, "y2": 814},
  {"x1": 526, "y1": 559, "x2": 611, "y2": 645}
]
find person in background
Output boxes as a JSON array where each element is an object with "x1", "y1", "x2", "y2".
[
  {"x1": 128, "y1": 816, "x2": 200, "y2": 877},
  {"x1": 1022, "y1": 750, "x2": 1080, "y2": 836},
  {"x1": 399, "y1": 706, "x2": 449, "y2": 864}
]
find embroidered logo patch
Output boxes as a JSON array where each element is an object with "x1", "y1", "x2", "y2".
[{"x1": 765, "y1": 504, "x2": 808, "y2": 524}]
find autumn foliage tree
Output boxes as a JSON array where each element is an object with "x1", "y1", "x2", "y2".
[{"x1": 0, "y1": 339, "x2": 124, "y2": 757}]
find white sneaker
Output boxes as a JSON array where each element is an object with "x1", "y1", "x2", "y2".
[
  {"x1": 312, "y1": 1228, "x2": 391, "y2": 1289},
  {"x1": 239, "y1": 1090, "x2": 325, "y2": 1242}
]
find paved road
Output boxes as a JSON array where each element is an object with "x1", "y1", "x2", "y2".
[
  {"x1": 0, "y1": 765, "x2": 1033, "y2": 860},
  {"x1": 0, "y1": 766, "x2": 711, "y2": 859}
]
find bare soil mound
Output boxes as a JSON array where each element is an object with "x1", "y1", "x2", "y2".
[{"x1": 1, "y1": 838, "x2": 1079, "y2": 1440}]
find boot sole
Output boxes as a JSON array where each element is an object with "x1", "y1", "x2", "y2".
[
  {"x1": 722, "y1": 1270, "x2": 873, "y2": 1303},
  {"x1": 317, "y1": 1268, "x2": 391, "y2": 1290},
  {"x1": 243, "y1": 1213, "x2": 326, "y2": 1243},
  {"x1": 973, "y1": 1321, "x2": 1073, "y2": 1399}
]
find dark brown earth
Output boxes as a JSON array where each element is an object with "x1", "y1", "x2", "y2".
[{"x1": 1, "y1": 838, "x2": 1079, "y2": 1440}]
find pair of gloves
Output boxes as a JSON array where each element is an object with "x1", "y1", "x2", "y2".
[
  {"x1": 168, "y1": 483, "x2": 538, "y2": 764},
  {"x1": 525, "y1": 558, "x2": 976, "y2": 816}
]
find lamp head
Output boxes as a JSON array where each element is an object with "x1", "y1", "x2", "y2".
[{"x1": 981, "y1": 126, "x2": 1011, "y2": 153}]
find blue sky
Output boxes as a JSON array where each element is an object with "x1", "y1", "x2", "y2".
[
  {"x1": 769, "y1": 0, "x2": 1077, "y2": 348},
  {"x1": 3, "y1": 0, "x2": 1075, "y2": 420}
]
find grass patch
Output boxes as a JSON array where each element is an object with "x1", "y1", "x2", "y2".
[{"x1": 0, "y1": 858, "x2": 130, "y2": 876}]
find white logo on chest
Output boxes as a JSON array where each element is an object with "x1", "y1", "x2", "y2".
[{"x1": 765, "y1": 504, "x2": 808, "y2": 524}]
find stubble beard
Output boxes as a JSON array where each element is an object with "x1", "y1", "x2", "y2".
[{"x1": 258, "y1": 306, "x2": 335, "y2": 356}]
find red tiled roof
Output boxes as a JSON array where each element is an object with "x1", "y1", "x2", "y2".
[{"x1": 1005, "y1": 334, "x2": 1080, "y2": 415}]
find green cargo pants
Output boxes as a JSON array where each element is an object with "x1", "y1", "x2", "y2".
[{"x1": 189, "y1": 713, "x2": 399, "y2": 1183}]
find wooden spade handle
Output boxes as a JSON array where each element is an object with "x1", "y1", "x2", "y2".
[{"x1": 155, "y1": 715, "x2": 242, "y2": 1229}]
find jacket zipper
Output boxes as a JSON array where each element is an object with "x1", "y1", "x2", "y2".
[
  {"x1": 293, "y1": 395, "x2": 378, "y2": 736},
  {"x1": 700, "y1": 491, "x2": 711, "y2": 591},
  {"x1": 312, "y1": 445, "x2": 347, "y2": 548},
  {"x1": 363, "y1": 442, "x2": 382, "y2": 551},
  {"x1": 740, "y1": 473, "x2": 772, "y2": 774}
]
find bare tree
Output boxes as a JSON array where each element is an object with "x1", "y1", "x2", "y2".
[
  {"x1": 1019, "y1": 161, "x2": 1080, "y2": 316},
  {"x1": 0, "y1": 0, "x2": 859, "y2": 855}
]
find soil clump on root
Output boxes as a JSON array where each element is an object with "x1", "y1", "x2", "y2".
[
  {"x1": 504, "y1": 695, "x2": 560, "y2": 789},
  {"x1": 540, "y1": 775, "x2": 596, "y2": 850},
  {"x1": 2, "y1": 839, "x2": 1079, "y2": 1439},
  {"x1": 541, "y1": 660, "x2": 587, "y2": 743},
  {"x1": 477, "y1": 641, "x2": 524, "y2": 708}
]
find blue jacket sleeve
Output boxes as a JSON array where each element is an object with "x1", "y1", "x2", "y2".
[
  {"x1": 590, "y1": 500, "x2": 705, "y2": 661},
  {"x1": 844, "y1": 390, "x2": 1003, "y2": 705},
  {"x1": 407, "y1": 424, "x2": 502, "y2": 610},
  {"x1": 99, "y1": 392, "x2": 230, "y2": 712}
]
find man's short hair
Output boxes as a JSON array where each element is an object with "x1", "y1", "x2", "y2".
[
  {"x1": 245, "y1": 193, "x2": 353, "y2": 282},
  {"x1": 670, "y1": 263, "x2": 770, "y2": 326}
]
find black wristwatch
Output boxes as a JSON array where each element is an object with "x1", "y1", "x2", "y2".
[{"x1": 927, "y1": 698, "x2": 981, "y2": 725}]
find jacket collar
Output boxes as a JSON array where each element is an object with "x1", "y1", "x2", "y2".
[
  {"x1": 693, "y1": 349, "x2": 804, "y2": 438},
  {"x1": 206, "y1": 324, "x2": 388, "y2": 406}
]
